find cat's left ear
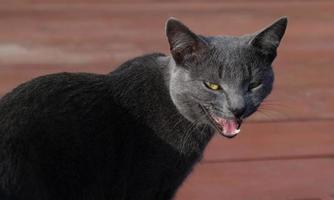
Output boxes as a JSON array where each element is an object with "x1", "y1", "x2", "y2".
[
  {"x1": 165, "y1": 17, "x2": 208, "y2": 65},
  {"x1": 249, "y1": 17, "x2": 288, "y2": 60}
]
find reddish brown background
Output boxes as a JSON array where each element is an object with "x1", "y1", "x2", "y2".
[{"x1": 0, "y1": 1, "x2": 333, "y2": 199}]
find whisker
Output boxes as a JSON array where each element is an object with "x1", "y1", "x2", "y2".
[
  {"x1": 256, "y1": 108, "x2": 289, "y2": 119},
  {"x1": 255, "y1": 109, "x2": 276, "y2": 120}
]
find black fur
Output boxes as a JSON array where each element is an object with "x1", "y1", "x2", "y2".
[{"x1": 0, "y1": 53, "x2": 213, "y2": 200}]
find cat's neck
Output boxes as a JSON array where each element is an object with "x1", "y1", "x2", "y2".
[{"x1": 109, "y1": 53, "x2": 214, "y2": 155}]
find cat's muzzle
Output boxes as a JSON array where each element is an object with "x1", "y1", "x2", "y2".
[{"x1": 200, "y1": 105, "x2": 242, "y2": 138}]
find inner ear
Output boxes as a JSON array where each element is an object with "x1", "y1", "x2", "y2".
[{"x1": 165, "y1": 18, "x2": 208, "y2": 64}]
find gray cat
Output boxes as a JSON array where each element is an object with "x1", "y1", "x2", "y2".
[{"x1": 0, "y1": 17, "x2": 287, "y2": 200}]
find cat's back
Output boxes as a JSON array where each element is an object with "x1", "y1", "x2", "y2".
[
  {"x1": 0, "y1": 53, "x2": 179, "y2": 200},
  {"x1": 0, "y1": 72, "x2": 115, "y2": 134},
  {"x1": 0, "y1": 72, "x2": 132, "y2": 200},
  {"x1": 0, "y1": 72, "x2": 108, "y2": 108}
]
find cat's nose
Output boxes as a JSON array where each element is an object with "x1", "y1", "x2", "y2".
[
  {"x1": 227, "y1": 91, "x2": 246, "y2": 119},
  {"x1": 230, "y1": 106, "x2": 246, "y2": 119}
]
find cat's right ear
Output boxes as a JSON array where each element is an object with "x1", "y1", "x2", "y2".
[{"x1": 165, "y1": 18, "x2": 208, "y2": 65}]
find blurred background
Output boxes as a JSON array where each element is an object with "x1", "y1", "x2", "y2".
[{"x1": 1, "y1": 0, "x2": 333, "y2": 199}]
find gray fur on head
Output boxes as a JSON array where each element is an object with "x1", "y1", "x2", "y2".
[{"x1": 166, "y1": 17, "x2": 287, "y2": 127}]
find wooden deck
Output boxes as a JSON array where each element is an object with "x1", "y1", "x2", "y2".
[{"x1": 1, "y1": 1, "x2": 334, "y2": 199}]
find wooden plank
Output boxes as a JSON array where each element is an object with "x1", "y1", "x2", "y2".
[
  {"x1": 176, "y1": 159, "x2": 334, "y2": 200},
  {"x1": 7, "y1": 0, "x2": 334, "y2": 4},
  {"x1": 203, "y1": 121, "x2": 334, "y2": 161}
]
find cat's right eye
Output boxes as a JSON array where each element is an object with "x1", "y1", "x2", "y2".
[{"x1": 203, "y1": 81, "x2": 221, "y2": 91}]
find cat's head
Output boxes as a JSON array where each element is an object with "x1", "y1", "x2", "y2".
[{"x1": 166, "y1": 17, "x2": 287, "y2": 138}]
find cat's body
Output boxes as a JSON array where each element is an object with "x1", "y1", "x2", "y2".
[
  {"x1": 0, "y1": 53, "x2": 211, "y2": 200},
  {"x1": 0, "y1": 18, "x2": 287, "y2": 200}
]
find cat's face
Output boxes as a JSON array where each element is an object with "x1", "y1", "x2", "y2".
[{"x1": 166, "y1": 17, "x2": 287, "y2": 138}]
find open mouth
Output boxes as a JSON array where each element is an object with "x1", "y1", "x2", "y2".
[{"x1": 200, "y1": 105, "x2": 242, "y2": 138}]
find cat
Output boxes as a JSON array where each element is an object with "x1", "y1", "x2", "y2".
[{"x1": 0, "y1": 17, "x2": 287, "y2": 200}]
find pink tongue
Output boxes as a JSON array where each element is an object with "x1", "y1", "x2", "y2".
[
  {"x1": 216, "y1": 118, "x2": 238, "y2": 135},
  {"x1": 223, "y1": 120, "x2": 238, "y2": 134}
]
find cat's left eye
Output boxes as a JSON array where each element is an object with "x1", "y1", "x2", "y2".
[
  {"x1": 249, "y1": 81, "x2": 262, "y2": 91},
  {"x1": 204, "y1": 82, "x2": 221, "y2": 91}
]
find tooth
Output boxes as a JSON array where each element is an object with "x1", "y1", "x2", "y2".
[{"x1": 235, "y1": 129, "x2": 241, "y2": 134}]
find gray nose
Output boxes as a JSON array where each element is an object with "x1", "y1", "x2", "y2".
[
  {"x1": 230, "y1": 106, "x2": 246, "y2": 119},
  {"x1": 225, "y1": 88, "x2": 246, "y2": 119}
]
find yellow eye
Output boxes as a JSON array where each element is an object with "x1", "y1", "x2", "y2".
[{"x1": 204, "y1": 82, "x2": 221, "y2": 90}]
